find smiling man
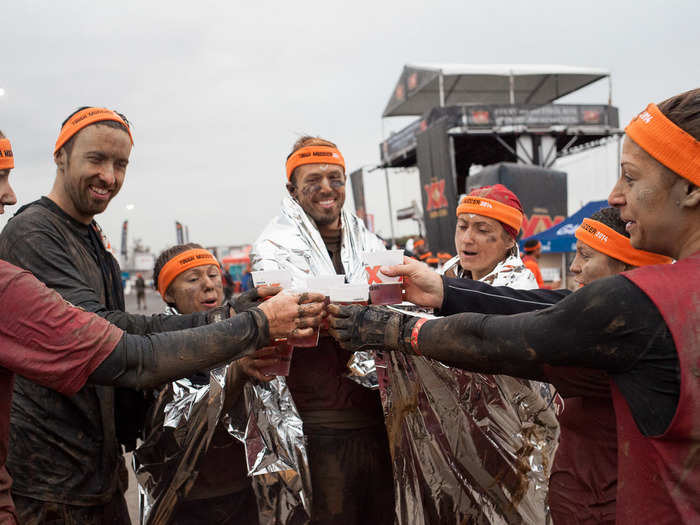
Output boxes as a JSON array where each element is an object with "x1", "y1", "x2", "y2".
[{"x1": 251, "y1": 136, "x2": 393, "y2": 525}]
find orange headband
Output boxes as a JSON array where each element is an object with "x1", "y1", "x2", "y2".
[
  {"x1": 524, "y1": 240, "x2": 541, "y2": 253},
  {"x1": 285, "y1": 146, "x2": 345, "y2": 181},
  {"x1": 456, "y1": 196, "x2": 523, "y2": 233},
  {"x1": 0, "y1": 139, "x2": 13, "y2": 170},
  {"x1": 54, "y1": 107, "x2": 134, "y2": 155},
  {"x1": 625, "y1": 103, "x2": 700, "y2": 187},
  {"x1": 575, "y1": 219, "x2": 672, "y2": 267},
  {"x1": 157, "y1": 248, "x2": 220, "y2": 298}
]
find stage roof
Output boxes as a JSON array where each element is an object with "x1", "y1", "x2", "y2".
[{"x1": 383, "y1": 64, "x2": 611, "y2": 117}]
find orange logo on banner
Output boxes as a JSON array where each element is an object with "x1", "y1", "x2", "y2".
[
  {"x1": 365, "y1": 265, "x2": 382, "y2": 284},
  {"x1": 424, "y1": 180, "x2": 448, "y2": 211},
  {"x1": 521, "y1": 214, "x2": 565, "y2": 237}
]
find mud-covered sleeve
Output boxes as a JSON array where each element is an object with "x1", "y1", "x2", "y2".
[
  {"x1": 417, "y1": 275, "x2": 668, "y2": 374},
  {"x1": 438, "y1": 276, "x2": 570, "y2": 316},
  {"x1": 0, "y1": 267, "x2": 123, "y2": 396},
  {"x1": 2, "y1": 229, "x2": 209, "y2": 334},
  {"x1": 89, "y1": 308, "x2": 269, "y2": 389}
]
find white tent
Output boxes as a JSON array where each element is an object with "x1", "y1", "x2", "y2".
[{"x1": 383, "y1": 64, "x2": 611, "y2": 117}]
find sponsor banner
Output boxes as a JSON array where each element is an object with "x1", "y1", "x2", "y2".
[{"x1": 416, "y1": 118, "x2": 458, "y2": 254}]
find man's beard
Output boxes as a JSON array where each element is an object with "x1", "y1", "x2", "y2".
[{"x1": 64, "y1": 175, "x2": 111, "y2": 218}]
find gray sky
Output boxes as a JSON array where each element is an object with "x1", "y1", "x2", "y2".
[{"x1": 2, "y1": 0, "x2": 698, "y2": 255}]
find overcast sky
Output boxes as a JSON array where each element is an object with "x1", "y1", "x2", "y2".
[{"x1": 2, "y1": 1, "x2": 698, "y2": 256}]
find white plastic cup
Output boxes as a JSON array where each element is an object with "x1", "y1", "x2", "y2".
[
  {"x1": 329, "y1": 283, "x2": 369, "y2": 305},
  {"x1": 251, "y1": 270, "x2": 292, "y2": 289},
  {"x1": 362, "y1": 250, "x2": 404, "y2": 305}
]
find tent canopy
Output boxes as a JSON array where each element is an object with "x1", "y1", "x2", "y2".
[
  {"x1": 521, "y1": 200, "x2": 608, "y2": 253},
  {"x1": 383, "y1": 64, "x2": 611, "y2": 117}
]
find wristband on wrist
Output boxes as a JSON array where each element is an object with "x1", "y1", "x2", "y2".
[{"x1": 411, "y1": 318, "x2": 429, "y2": 355}]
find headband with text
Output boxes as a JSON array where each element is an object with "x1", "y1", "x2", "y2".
[
  {"x1": 0, "y1": 139, "x2": 14, "y2": 170},
  {"x1": 625, "y1": 103, "x2": 699, "y2": 187},
  {"x1": 575, "y1": 219, "x2": 672, "y2": 267},
  {"x1": 157, "y1": 248, "x2": 221, "y2": 298},
  {"x1": 456, "y1": 196, "x2": 523, "y2": 233},
  {"x1": 54, "y1": 107, "x2": 134, "y2": 155},
  {"x1": 285, "y1": 146, "x2": 345, "y2": 181}
]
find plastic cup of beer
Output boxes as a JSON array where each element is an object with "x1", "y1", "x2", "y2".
[
  {"x1": 362, "y1": 250, "x2": 404, "y2": 305},
  {"x1": 282, "y1": 287, "x2": 321, "y2": 348},
  {"x1": 329, "y1": 283, "x2": 369, "y2": 306},
  {"x1": 307, "y1": 275, "x2": 345, "y2": 331},
  {"x1": 255, "y1": 342, "x2": 294, "y2": 377}
]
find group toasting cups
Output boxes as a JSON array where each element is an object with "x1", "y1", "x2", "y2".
[{"x1": 247, "y1": 251, "x2": 404, "y2": 377}]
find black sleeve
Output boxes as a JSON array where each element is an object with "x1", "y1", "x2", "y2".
[
  {"x1": 2, "y1": 230, "x2": 209, "y2": 334},
  {"x1": 415, "y1": 275, "x2": 679, "y2": 436},
  {"x1": 90, "y1": 308, "x2": 269, "y2": 389},
  {"x1": 438, "y1": 276, "x2": 571, "y2": 315}
]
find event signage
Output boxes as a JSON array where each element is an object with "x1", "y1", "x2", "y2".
[{"x1": 380, "y1": 103, "x2": 619, "y2": 165}]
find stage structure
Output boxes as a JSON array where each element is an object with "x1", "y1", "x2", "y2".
[{"x1": 373, "y1": 64, "x2": 622, "y2": 254}]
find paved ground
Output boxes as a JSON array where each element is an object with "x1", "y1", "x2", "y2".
[{"x1": 123, "y1": 289, "x2": 164, "y2": 523}]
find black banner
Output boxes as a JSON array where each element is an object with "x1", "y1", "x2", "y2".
[
  {"x1": 349, "y1": 168, "x2": 368, "y2": 228},
  {"x1": 380, "y1": 103, "x2": 619, "y2": 165},
  {"x1": 416, "y1": 117, "x2": 458, "y2": 255},
  {"x1": 120, "y1": 220, "x2": 128, "y2": 261},
  {"x1": 466, "y1": 163, "x2": 567, "y2": 238}
]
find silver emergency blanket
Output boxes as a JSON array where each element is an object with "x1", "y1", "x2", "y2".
[
  {"x1": 133, "y1": 360, "x2": 231, "y2": 525},
  {"x1": 249, "y1": 195, "x2": 385, "y2": 522},
  {"x1": 379, "y1": 253, "x2": 559, "y2": 524},
  {"x1": 241, "y1": 379, "x2": 312, "y2": 525},
  {"x1": 133, "y1": 307, "x2": 254, "y2": 525}
]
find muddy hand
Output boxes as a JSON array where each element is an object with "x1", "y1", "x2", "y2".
[
  {"x1": 381, "y1": 256, "x2": 443, "y2": 308},
  {"x1": 258, "y1": 291, "x2": 325, "y2": 340},
  {"x1": 239, "y1": 348, "x2": 279, "y2": 382},
  {"x1": 229, "y1": 286, "x2": 282, "y2": 314},
  {"x1": 328, "y1": 304, "x2": 410, "y2": 352}
]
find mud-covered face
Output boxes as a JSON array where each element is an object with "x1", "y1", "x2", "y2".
[
  {"x1": 288, "y1": 163, "x2": 346, "y2": 227},
  {"x1": 569, "y1": 240, "x2": 626, "y2": 287},
  {"x1": 0, "y1": 169, "x2": 17, "y2": 215},
  {"x1": 164, "y1": 264, "x2": 224, "y2": 314},
  {"x1": 608, "y1": 137, "x2": 687, "y2": 256},
  {"x1": 54, "y1": 125, "x2": 131, "y2": 224},
  {"x1": 455, "y1": 214, "x2": 514, "y2": 280}
]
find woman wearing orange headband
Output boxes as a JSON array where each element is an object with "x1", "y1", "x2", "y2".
[
  {"x1": 329, "y1": 88, "x2": 700, "y2": 524},
  {"x1": 0, "y1": 131, "x2": 17, "y2": 215},
  {"x1": 136, "y1": 244, "x2": 286, "y2": 525},
  {"x1": 443, "y1": 183, "x2": 537, "y2": 288}
]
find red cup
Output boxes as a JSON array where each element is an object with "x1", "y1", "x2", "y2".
[
  {"x1": 369, "y1": 282, "x2": 403, "y2": 305},
  {"x1": 288, "y1": 328, "x2": 320, "y2": 348},
  {"x1": 257, "y1": 341, "x2": 294, "y2": 377}
]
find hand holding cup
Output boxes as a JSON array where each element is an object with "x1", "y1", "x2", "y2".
[{"x1": 258, "y1": 290, "x2": 325, "y2": 340}]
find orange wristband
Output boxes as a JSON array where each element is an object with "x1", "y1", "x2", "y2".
[
  {"x1": 575, "y1": 219, "x2": 672, "y2": 267},
  {"x1": 0, "y1": 139, "x2": 14, "y2": 170},
  {"x1": 625, "y1": 103, "x2": 699, "y2": 187},
  {"x1": 411, "y1": 318, "x2": 429, "y2": 355},
  {"x1": 456, "y1": 196, "x2": 523, "y2": 233},
  {"x1": 285, "y1": 146, "x2": 345, "y2": 181}
]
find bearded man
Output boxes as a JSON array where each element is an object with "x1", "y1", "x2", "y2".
[{"x1": 251, "y1": 136, "x2": 394, "y2": 525}]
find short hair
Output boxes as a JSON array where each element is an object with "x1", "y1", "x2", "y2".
[
  {"x1": 152, "y1": 242, "x2": 204, "y2": 301},
  {"x1": 589, "y1": 207, "x2": 628, "y2": 237},
  {"x1": 58, "y1": 106, "x2": 131, "y2": 158},
  {"x1": 658, "y1": 88, "x2": 700, "y2": 141},
  {"x1": 288, "y1": 135, "x2": 339, "y2": 185},
  {"x1": 524, "y1": 239, "x2": 540, "y2": 250}
]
